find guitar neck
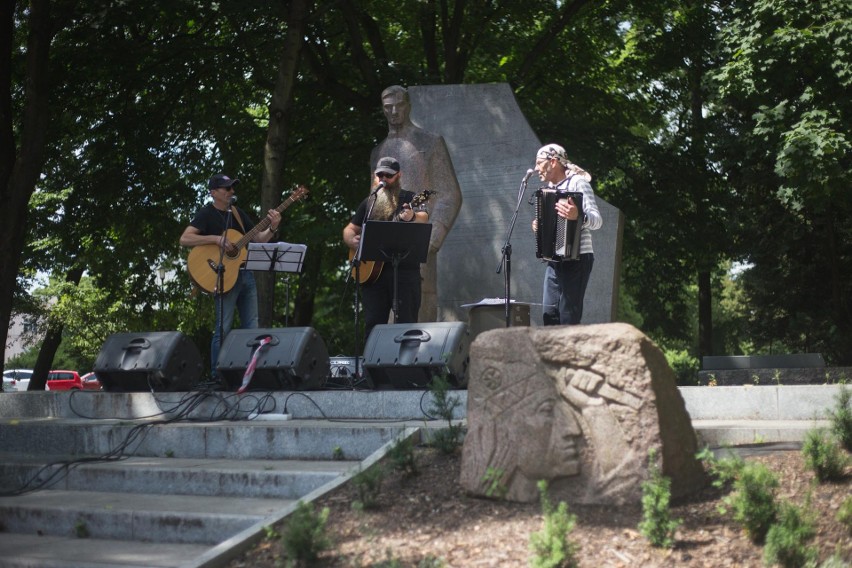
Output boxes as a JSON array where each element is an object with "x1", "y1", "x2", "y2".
[{"x1": 232, "y1": 194, "x2": 300, "y2": 250}]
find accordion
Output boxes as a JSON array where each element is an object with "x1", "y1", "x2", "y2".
[{"x1": 535, "y1": 188, "x2": 584, "y2": 261}]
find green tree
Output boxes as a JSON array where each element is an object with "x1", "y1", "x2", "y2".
[{"x1": 713, "y1": 0, "x2": 852, "y2": 363}]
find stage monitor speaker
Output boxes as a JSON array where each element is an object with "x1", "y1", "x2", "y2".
[
  {"x1": 94, "y1": 331, "x2": 203, "y2": 392},
  {"x1": 216, "y1": 327, "x2": 329, "y2": 391},
  {"x1": 362, "y1": 322, "x2": 470, "y2": 389}
]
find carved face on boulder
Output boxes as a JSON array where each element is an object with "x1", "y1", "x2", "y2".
[
  {"x1": 514, "y1": 378, "x2": 582, "y2": 479},
  {"x1": 463, "y1": 325, "x2": 707, "y2": 505},
  {"x1": 461, "y1": 362, "x2": 585, "y2": 501}
]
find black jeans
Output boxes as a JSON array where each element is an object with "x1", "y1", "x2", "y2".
[{"x1": 361, "y1": 266, "x2": 422, "y2": 340}]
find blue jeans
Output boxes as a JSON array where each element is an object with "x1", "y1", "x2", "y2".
[
  {"x1": 542, "y1": 253, "x2": 594, "y2": 325},
  {"x1": 211, "y1": 270, "x2": 259, "y2": 372}
]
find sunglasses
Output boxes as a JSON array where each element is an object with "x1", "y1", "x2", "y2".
[{"x1": 376, "y1": 172, "x2": 397, "y2": 179}]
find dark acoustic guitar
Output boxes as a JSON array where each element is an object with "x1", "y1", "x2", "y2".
[{"x1": 348, "y1": 189, "x2": 435, "y2": 284}]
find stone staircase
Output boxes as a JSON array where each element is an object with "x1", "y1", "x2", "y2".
[
  {"x1": 0, "y1": 384, "x2": 844, "y2": 568},
  {"x1": 0, "y1": 389, "x2": 455, "y2": 568}
]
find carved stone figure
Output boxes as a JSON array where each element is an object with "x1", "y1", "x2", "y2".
[
  {"x1": 371, "y1": 85, "x2": 463, "y2": 322},
  {"x1": 460, "y1": 323, "x2": 706, "y2": 504}
]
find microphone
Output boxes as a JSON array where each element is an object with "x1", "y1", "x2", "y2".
[
  {"x1": 229, "y1": 196, "x2": 238, "y2": 205},
  {"x1": 371, "y1": 181, "x2": 386, "y2": 196},
  {"x1": 522, "y1": 169, "x2": 535, "y2": 184}
]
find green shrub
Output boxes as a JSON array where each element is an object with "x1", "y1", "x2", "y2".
[
  {"x1": 664, "y1": 348, "x2": 700, "y2": 386},
  {"x1": 74, "y1": 519, "x2": 90, "y2": 538},
  {"x1": 387, "y1": 436, "x2": 418, "y2": 477},
  {"x1": 638, "y1": 449, "x2": 682, "y2": 548},
  {"x1": 837, "y1": 495, "x2": 852, "y2": 533},
  {"x1": 801, "y1": 428, "x2": 848, "y2": 482},
  {"x1": 697, "y1": 446, "x2": 745, "y2": 489},
  {"x1": 528, "y1": 480, "x2": 579, "y2": 568},
  {"x1": 427, "y1": 374, "x2": 463, "y2": 454},
  {"x1": 763, "y1": 500, "x2": 817, "y2": 568},
  {"x1": 816, "y1": 551, "x2": 852, "y2": 568},
  {"x1": 828, "y1": 387, "x2": 852, "y2": 452},
  {"x1": 281, "y1": 500, "x2": 331, "y2": 567},
  {"x1": 482, "y1": 466, "x2": 508, "y2": 500},
  {"x1": 720, "y1": 461, "x2": 779, "y2": 544},
  {"x1": 351, "y1": 463, "x2": 385, "y2": 511}
]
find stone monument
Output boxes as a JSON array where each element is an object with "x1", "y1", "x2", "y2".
[
  {"x1": 408, "y1": 84, "x2": 623, "y2": 325},
  {"x1": 371, "y1": 85, "x2": 463, "y2": 323},
  {"x1": 460, "y1": 323, "x2": 706, "y2": 504}
]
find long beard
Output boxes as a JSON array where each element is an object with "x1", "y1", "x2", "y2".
[{"x1": 369, "y1": 187, "x2": 400, "y2": 221}]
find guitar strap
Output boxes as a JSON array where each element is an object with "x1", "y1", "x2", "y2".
[{"x1": 230, "y1": 207, "x2": 247, "y2": 234}]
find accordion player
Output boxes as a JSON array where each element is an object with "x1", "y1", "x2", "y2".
[{"x1": 534, "y1": 188, "x2": 584, "y2": 261}]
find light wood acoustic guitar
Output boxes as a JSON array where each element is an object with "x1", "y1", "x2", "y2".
[
  {"x1": 187, "y1": 185, "x2": 309, "y2": 295},
  {"x1": 348, "y1": 189, "x2": 435, "y2": 285}
]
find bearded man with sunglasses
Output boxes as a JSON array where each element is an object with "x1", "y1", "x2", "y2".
[{"x1": 343, "y1": 157, "x2": 429, "y2": 340}]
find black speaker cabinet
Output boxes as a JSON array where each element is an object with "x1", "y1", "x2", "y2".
[
  {"x1": 216, "y1": 327, "x2": 329, "y2": 391},
  {"x1": 94, "y1": 331, "x2": 203, "y2": 392},
  {"x1": 362, "y1": 322, "x2": 470, "y2": 389}
]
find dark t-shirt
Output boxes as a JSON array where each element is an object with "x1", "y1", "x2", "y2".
[
  {"x1": 350, "y1": 189, "x2": 420, "y2": 271},
  {"x1": 190, "y1": 204, "x2": 257, "y2": 237}
]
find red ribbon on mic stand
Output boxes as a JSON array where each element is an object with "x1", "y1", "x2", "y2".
[{"x1": 237, "y1": 335, "x2": 272, "y2": 394}]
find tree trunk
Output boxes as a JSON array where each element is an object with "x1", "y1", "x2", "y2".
[
  {"x1": 257, "y1": 0, "x2": 310, "y2": 327},
  {"x1": 27, "y1": 266, "x2": 84, "y2": 390},
  {"x1": 697, "y1": 270, "x2": 713, "y2": 358},
  {"x1": 0, "y1": 0, "x2": 72, "y2": 367}
]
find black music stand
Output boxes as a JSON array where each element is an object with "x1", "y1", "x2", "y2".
[
  {"x1": 359, "y1": 220, "x2": 432, "y2": 324},
  {"x1": 245, "y1": 242, "x2": 306, "y2": 326}
]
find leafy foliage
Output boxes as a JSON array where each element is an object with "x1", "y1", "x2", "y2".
[
  {"x1": 387, "y1": 436, "x2": 418, "y2": 478},
  {"x1": 828, "y1": 387, "x2": 852, "y2": 452},
  {"x1": 638, "y1": 449, "x2": 682, "y2": 548},
  {"x1": 427, "y1": 374, "x2": 463, "y2": 454},
  {"x1": 801, "y1": 428, "x2": 849, "y2": 482},
  {"x1": 721, "y1": 461, "x2": 779, "y2": 544},
  {"x1": 351, "y1": 464, "x2": 385, "y2": 511},
  {"x1": 837, "y1": 495, "x2": 852, "y2": 534},
  {"x1": 6, "y1": 0, "x2": 852, "y2": 372},
  {"x1": 763, "y1": 500, "x2": 818, "y2": 568},
  {"x1": 697, "y1": 446, "x2": 745, "y2": 489},
  {"x1": 482, "y1": 467, "x2": 508, "y2": 500},
  {"x1": 280, "y1": 500, "x2": 332, "y2": 567},
  {"x1": 528, "y1": 480, "x2": 579, "y2": 568}
]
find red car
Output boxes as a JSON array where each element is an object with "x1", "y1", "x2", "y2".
[{"x1": 46, "y1": 370, "x2": 102, "y2": 391}]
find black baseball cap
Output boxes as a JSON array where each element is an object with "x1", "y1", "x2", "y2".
[
  {"x1": 374, "y1": 157, "x2": 400, "y2": 176},
  {"x1": 208, "y1": 174, "x2": 240, "y2": 189}
]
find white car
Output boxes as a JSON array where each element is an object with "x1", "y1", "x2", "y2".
[{"x1": 2, "y1": 369, "x2": 33, "y2": 392}]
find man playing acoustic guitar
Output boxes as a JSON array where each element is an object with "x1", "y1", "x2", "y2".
[
  {"x1": 343, "y1": 157, "x2": 429, "y2": 341},
  {"x1": 180, "y1": 173, "x2": 282, "y2": 375}
]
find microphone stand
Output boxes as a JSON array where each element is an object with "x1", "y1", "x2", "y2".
[
  {"x1": 214, "y1": 200, "x2": 235, "y2": 376},
  {"x1": 496, "y1": 172, "x2": 532, "y2": 327},
  {"x1": 351, "y1": 185, "x2": 382, "y2": 383}
]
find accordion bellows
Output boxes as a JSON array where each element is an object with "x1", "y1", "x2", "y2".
[{"x1": 534, "y1": 188, "x2": 584, "y2": 261}]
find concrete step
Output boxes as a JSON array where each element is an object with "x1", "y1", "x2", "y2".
[
  {"x1": 693, "y1": 419, "x2": 831, "y2": 447},
  {"x1": 0, "y1": 489, "x2": 294, "y2": 545},
  {"x1": 0, "y1": 533, "x2": 209, "y2": 568},
  {"x1": 0, "y1": 417, "x2": 412, "y2": 460},
  {"x1": 0, "y1": 390, "x2": 466, "y2": 421},
  {"x1": 0, "y1": 454, "x2": 358, "y2": 499}
]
